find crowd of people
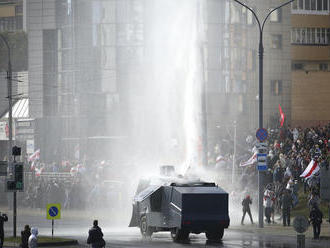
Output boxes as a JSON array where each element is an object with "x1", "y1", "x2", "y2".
[
  {"x1": 208, "y1": 122, "x2": 330, "y2": 239},
  {"x1": 0, "y1": 159, "x2": 130, "y2": 213}
]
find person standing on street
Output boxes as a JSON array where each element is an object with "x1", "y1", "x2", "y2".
[
  {"x1": 28, "y1": 227, "x2": 38, "y2": 248},
  {"x1": 0, "y1": 212, "x2": 8, "y2": 248},
  {"x1": 241, "y1": 195, "x2": 254, "y2": 225},
  {"x1": 21, "y1": 225, "x2": 31, "y2": 248},
  {"x1": 281, "y1": 189, "x2": 293, "y2": 226},
  {"x1": 309, "y1": 205, "x2": 323, "y2": 239},
  {"x1": 87, "y1": 220, "x2": 105, "y2": 248}
]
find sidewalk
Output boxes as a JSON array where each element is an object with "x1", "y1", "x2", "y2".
[{"x1": 230, "y1": 219, "x2": 330, "y2": 243}]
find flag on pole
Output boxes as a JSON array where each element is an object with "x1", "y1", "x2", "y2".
[
  {"x1": 240, "y1": 152, "x2": 257, "y2": 167},
  {"x1": 300, "y1": 160, "x2": 320, "y2": 178},
  {"x1": 28, "y1": 149, "x2": 40, "y2": 162},
  {"x1": 279, "y1": 104, "x2": 285, "y2": 127}
]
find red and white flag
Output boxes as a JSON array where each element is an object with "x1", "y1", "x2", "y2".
[
  {"x1": 279, "y1": 104, "x2": 285, "y2": 127},
  {"x1": 240, "y1": 152, "x2": 257, "y2": 167},
  {"x1": 28, "y1": 149, "x2": 40, "y2": 162},
  {"x1": 300, "y1": 160, "x2": 320, "y2": 178}
]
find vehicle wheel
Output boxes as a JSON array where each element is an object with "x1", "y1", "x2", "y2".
[
  {"x1": 171, "y1": 228, "x2": 189, "y2": 242},
  {"x1": 140, "y1": 216, "x2": 153, "y2": 237},
  {"x1": 205, "y1": 228, "x2": 224, "y2": 241}
]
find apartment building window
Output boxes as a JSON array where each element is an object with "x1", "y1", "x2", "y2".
[
  {"x1": 292, "y1": 63, "x2": 304, "y2": 70},
  {"x1": 320, "y1": 63, "x2": 328, "y2": 71},
  {"x1": 271, "y1": 80, "x2": 282, "y2": 96},
  {"x1": 291, "y1": 27, "x2": 329, "y2": 45},
  {"x1": 247, "y1": 10, "x2": 254, "y2": 25},
  {"x1": 292, "y1": 0, "x2": 329, "y2": 14},
  {"x1": 271, "y1": 35, "x2": 282, "y2": 49},
  {"x1": 270, "y1": 8, "x2": 282, "y2": 22},
  {"x1": 230, "y1": 3, "x2": 241, "y2": 24}
]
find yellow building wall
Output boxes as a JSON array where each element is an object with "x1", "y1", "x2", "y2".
[
  {"x1": 292, "y1": 14, "x2": 330, "y2": 28},
  {"x1": 291, "y1": 71, "x2": 330, "y2": 127},
  {"x1": 0, "y1": 6, "x2": 15, "y2": 18},
  {"x1": 292, "y1": 46, "x2": 330, "y2": 61}
]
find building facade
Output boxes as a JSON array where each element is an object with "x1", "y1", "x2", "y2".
[
  {"x1": 205, "y1": 0, "x2": 292, "y2": 147},
  {"x1": 291, "y1": 0, "x2": 330, "y2": 127},
  {"x1": 0, "y1": 0, "x2": 25, "y2": 32},
  {"x1": 26, "y1": 0, "x2": 292, "y2": 162}
]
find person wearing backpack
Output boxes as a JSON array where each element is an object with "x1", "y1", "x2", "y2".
[{"x1": 309, "y1": 205, "x2": 323, "y2": 240}]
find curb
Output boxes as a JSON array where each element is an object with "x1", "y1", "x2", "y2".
[
  {"x1": 39, "y1": 240, "x2": 79, "y2": 247},
  {"x1": 5, "y1": 240, "x2": 79, "y2": 247}
]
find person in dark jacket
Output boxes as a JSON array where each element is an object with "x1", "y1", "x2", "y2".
[
  {"x1": 309, "y1": 205, "x2": 323, "y2": 239},
  {"x1": 87, "y1": 220, "x2": 105, "y2": 248},
  {"x1": 241, "y1": 195, "x2": 253, "y2": 225},
  {"x1": 281, "y1": 189, "x2": 293, "y2": 226},
  {"x1": 20, "y1": 225, "x2": 31, "y2": 248},
  {"x1": 0, "y1": 212, "x2": 8, "y2": 248}
]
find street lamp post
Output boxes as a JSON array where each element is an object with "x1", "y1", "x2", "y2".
[
  {"x1": 232, "y1": 0, "x2": 294, "y2": 228},
  {"x1": 232, "y1": 121, "x2": 237, "y2": 184},
  {"x1": 0, "y1": 33, "x2": 16, "y2": 237}
]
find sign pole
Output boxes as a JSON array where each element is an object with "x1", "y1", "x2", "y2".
[{"x1": 47, "y1": 203, "x2": 61, "y2": 239}]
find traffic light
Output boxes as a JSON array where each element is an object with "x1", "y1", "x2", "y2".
[{"x1": 14, "y1": 162, "x2": 24, "y2": 191}]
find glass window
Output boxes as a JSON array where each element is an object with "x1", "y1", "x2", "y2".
[
  {"x1": 311, "y1": 0, "x2": 317, "y2": 10},
  {"x1": 301, "y1": 28, "x2": 306, "y2": 43},
  {"x1": 271, "y1": 80, "x2": 282, "y2": 96},
  {"x1": 271, "y1": 35, "x2": 282, "y2": 49},
  {"x1": 324, "y1": 0, "x2": 328, "y2": 10},
  {"x1": 299, "y1": 0, "x2": 304, "y2": 9},
  {"x1": 230, "y1": 4, "x2": 241, "y2": 24},
  {"x1": 270, "y1": 9, "x2": 282, "y2": 22},
  {"x1": 316, "y1": 28, "x2": 320, "y2": 43},
  {"x1": 319, "y1": 63, "x2": 328, "y2": 71},
  {"x1": 292, "y1": 1, "x2": 298, "y2": 9},
  {"x1": 247, "y1": 9, "x2": 254, "y2": 25},
  {"x1": 317, "y1": 0, "x2": 323, "y2": 10},
  {"x1": 327, "y1": 28, "x2": 330, "y2": 44},
  {"x1": 307, "y1": 28, "x2": 311, "y2": 43},
  {"x1": 292, "y1": 63, "x2": 304, "y2": 70},
  {"x1": 295, "y1": 28, "x2": 300, "y2": 43},
  {"x1": 310, "y1": 28, "x2": 315, "y2": 43},
  {"x1": 320, "y1": 28, "x2": 326, "y2": 44},
  {"x1": 305, "y1": 0, "x2": 311, "y2": 10}
]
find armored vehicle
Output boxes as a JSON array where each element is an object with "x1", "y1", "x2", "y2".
[{"x1": 129, "y1": 178, "x2": 229, "y2": 242}]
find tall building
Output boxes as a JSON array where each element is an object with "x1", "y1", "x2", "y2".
[
  {"x1": 0, "y1": 0, "x2": 28, "y2": 159},
  {"x1": 205, "y1": 0, "x2": 292, "y2": 147},
  {"x1": 27, "y1": 0, "x2": 143, "y2": 161},
  {"x1": 291, "y1": 0, "x2": 330, "y2": 127},
  {"x1": 0, "y1": 0, "x2": 25, "y2": 32},
  {"x1": 26, "y1": 0, "x2": 292, "y2": 162}
]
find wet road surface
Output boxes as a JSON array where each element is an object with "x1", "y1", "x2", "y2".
[
  {"x1": 99, "y1": 228, "x2": 325, "y2": 248},
  {"x1": 3, "y1": 209, "x2": 328, "y2": 248}
]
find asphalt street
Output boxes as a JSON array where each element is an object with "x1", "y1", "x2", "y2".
[{"x1": 2, "y1": 208, "x2": 329, "y2": 248}]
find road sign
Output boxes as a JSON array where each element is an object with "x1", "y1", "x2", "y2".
[
  {"x1": 257, "y1": 153, "x2": 268, "y2": 171},
  {"x1": 47, "y1": 203, "x2": 61, "y2": 220},
  {"x1": 256, "y1": 142, "x2": 268, "y2": 154},
  {"x1": 256, "y1": 128, "x2": 268, "y2": 142}
]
